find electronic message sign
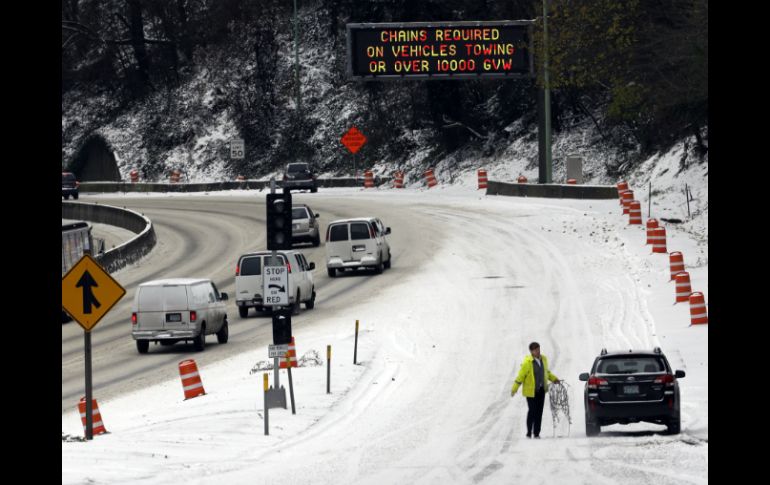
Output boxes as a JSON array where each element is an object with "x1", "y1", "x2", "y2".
[{"x1": 347, "y1": 21, "x2": 534, "y2": 80}]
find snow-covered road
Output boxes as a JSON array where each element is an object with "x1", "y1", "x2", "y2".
[{"x1": 62, "y1": 187, "x2": 707, "y2": 484}]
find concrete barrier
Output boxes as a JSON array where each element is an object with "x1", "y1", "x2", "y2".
[
  {"x1": 79, "y1": 177, "x2": 391, "y2": 193},
  {"x1": 62, "y1": 202, "x2": 156, "y2": 273},
  {"x1": 485, "y1": 181, "x2": 618, "y2": 199}
]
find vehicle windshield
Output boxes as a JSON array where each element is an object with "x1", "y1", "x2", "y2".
[
  {"x1": 287, "y1": 164, "x2": 308, "y2": 173},
  {"x1": 597, "y1": 357, "x2": 666, "y2": 374}
]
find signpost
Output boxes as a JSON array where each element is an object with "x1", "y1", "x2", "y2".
[
  {"x1": 341, "y1": 126, "x2": 367, "y2": 180},
  {"x1": 61, "y1": 253, "x2": 126, "y2": 440},
  {"x1": 230, "y1": 139, "x2": 245, "y2": 159},
  {"x1": 263, "y1": 266, "x2": 289, "y2": 306}
]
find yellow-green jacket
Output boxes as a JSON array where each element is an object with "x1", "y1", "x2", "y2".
[{"x1": 511, "y1": 354, "x2": 559, "y2": 397}]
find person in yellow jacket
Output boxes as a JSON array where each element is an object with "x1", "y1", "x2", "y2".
[{"x1": 511, "y1": 342, "x2": 560, "y2": 438}]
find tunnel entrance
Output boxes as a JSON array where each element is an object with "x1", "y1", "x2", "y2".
[{"x1": 68, "y1": 135, "x2": 121, "y2": 181}]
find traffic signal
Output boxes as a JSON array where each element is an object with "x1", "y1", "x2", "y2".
[
  {"x1": 272, "y1": 309, "x2": 292, "y2": 345},
  {"x1": 266, "y1": 192, "x2": 293, "y2": 250}
]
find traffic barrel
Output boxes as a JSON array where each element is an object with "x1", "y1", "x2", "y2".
[
  {"x1": 179, "y1": 359, "x2": 206, "y2": 400},
  {"x1": 130, "y1": 169, "x2": 139, "y2": 183},
  {"x1": 629, "y1": 201, "x2": 642, "y2": 224},
  {"x1": 517, "y1": 176, "x2": 528, "y2": 184},
  {"x1": 651, "y1": 227, "x2": 667, "y2": 253},
  {"x1": 170, "y1": 169, "x2": 181, "y2": 183},
  {"x1": 394, "y1": 171, "x2": 404, "y2": 189},
  {"x1": 78, "y1": 397, "x2": 107, "y2": 436},
  {"x1": 621, "y1": 190, "x2": 634, "y2": 214},
  {"x1": 669, "y1": 252, "x2": 685, "y2": 280},
  {"x1": 646, "y1": 219, "x2": 659, "y2": 245},
  {"x1": 279, "y1": 337, "x2": 297, "y2": 369},
  {"x1": 235, "y1": 175, "x2": 245, "y2": 182},
  {"x1": 675, "y1": 272, "x2": 692, "y2": 303},
  {"x1": 478, "y1": 169, "x2": 488, "y2": 190},
  {"x1": 424, "y1": 169, "x2": 438, "y2": 188},
  {"x1": 617, "y1": 181, "x2": 629, "y2": 199},
  {"x1": 567, "y1": 178, "x2": 577, "y2": 185},
  {"x1": 364, "y1": 170, "x2": 374, "y2": 188},
  {"x1": 689, "y1": 292, "x2": 708, "y2": 325}
]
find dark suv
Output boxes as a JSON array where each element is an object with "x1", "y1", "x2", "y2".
[
  {"x1": 282, "y1": 163, "x2": 317, "y2": 192},
  {"x1": 579, "y1": 348, "x2": 685, "y2": 436},
  {"x1": 62, "y1": 172, "x2": 79, "y2": 199}
]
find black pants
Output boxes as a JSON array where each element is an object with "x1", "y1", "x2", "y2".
[{"x1": 526, "y1": 387, "x2": 546, "y2": 436}]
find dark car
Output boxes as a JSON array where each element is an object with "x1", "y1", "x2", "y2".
[
  {"x1": 282, "y1": 162, "x2": 317, "y2": 192},
  {"x1": 579, "y1": 348, "x2": 685, "y2": 436},
  {"x1": 62, "y1": 172, "x2": 79, "y2": 200}
]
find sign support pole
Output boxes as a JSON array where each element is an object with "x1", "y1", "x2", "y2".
[
  {"x1": 269, "y1": 177, "x2": 280, "y2": 390},
  {"x1": 83, "y1": 246, "x2": 93, "y2": 440}
]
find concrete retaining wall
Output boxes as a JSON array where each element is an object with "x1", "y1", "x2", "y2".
[
  {"x1": 80, "y1": 177, "x2": 390, "y2": 193},
  {"x1": 62, "y1": 202, "x2": 156, "y2": 273},
  {"x1": 485, "y1": 181, "x2": 618, "y2": 199}
]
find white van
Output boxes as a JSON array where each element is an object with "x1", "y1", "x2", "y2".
[
  {"x1": 131, "y1": 278, "x2": 229, "y2": 354},
  {"x1": 325, "y1": 218, "x2": 392, "y2": 277},
  {"x1": 235, "y1": 250, "x2": 316, "y2": 318}
]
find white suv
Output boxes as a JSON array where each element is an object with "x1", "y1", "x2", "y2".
[
  {"x1": 235, "y1": 250, "x2": 316, "y2": 317},
  {"x1": 325, "y1": 218, "x2": 392, "y2": 277}
]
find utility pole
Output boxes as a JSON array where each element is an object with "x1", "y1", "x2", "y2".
[{"x1": 293, "y1": 0, "x2": 301, "y2": 114}]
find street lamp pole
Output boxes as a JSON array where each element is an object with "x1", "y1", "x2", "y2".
[{"x1": 542, "y1": 0, "x2": 553, "y2": 183}]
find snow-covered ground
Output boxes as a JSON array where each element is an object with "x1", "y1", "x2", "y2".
[{"x1": 63, "y1": 175, "x2": 707, "y2": 484}]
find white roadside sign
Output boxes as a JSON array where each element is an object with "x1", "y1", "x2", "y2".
[
  {"x1": 230, "y1": 139, "x2": 245, "y2": 159},
  {"x1": 268, "y1": 344, "x2": 290, "y2": 358},
  {"x1": 263, "y1": 265, "x2": 289, "y2": 306}
]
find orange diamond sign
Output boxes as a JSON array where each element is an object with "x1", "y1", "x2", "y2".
[
  {"x1": 62, "y1": 254, "x2": 126, "y2": 332},
  {"x1": 341, "y1": 126, "x2": 367, "y2": 154}
]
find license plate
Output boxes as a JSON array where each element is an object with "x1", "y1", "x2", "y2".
[
  {"x1": 293, "y1": 224, "x2": 300, "y2": 230},
  {"x1": 166, "y1": 313, "x2": 182, "y2": 322},
  {"x1": 353, "y1": 245, "x2": 365, "y2": 252},
  {"x1": 623, "y1": 385, "x2": 640, "y2": 394}
]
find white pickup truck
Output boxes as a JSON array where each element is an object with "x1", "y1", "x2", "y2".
[{"x1": 235, "y1": 250, "x2": 316, "y2": 318}]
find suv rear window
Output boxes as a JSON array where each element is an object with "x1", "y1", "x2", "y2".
[
  {"x1": 329, "y1": 224, "x2": 349, "y2": 242},
  {"x1": 350, "y1": 223, "x2": 371, "y2": 240},
  {"x1": 139, "y1": 285, "x2": 188, "y2": 311},
  {"x1": 596, "y1": 357, "x2": 666, "y2": 374},
  {"x1": 292, "y1": 208, "x2": 308, "y2": 219},
  {"x1": 287, "y1": 164, "x2": 308, "y2": 173},
  {"x1": 62, "y1": 173, "x2": 76, "y2": 182},
  {"x1": 240, "y1": 256, "x2": 261, "y2": 276}
]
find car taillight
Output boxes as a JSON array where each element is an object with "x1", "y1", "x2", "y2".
[
  {"x1": 286, "y1": 262, "x2": 292, "y2": 273},
  {"x1": 655, "y1": 374, "x2": 675, "y2": 387},
  {"x1": 190, "y1": 311, "x2": 197, "y2": 322},
  {"x1": 369, "y1": 226, "x2": 375, "y2": 238},
  {"x1": 588, "y1": 376, "x2": 608, "y2": 389},
  {"x1": 236, "y1": 265, "x2": 240, "y2": 276},
  {"x1": 131, "y1": 313, "x2": 137, "y2": 325},
  {"x1": 75, "y1": 181, "x2": 80, "y2": 187}
]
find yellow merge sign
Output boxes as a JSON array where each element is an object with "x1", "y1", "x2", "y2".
[{"x1": 62, "y1": 254, "x2": 126, "y2": 332}]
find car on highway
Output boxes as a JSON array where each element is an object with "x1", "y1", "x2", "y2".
[
  {"x1": 579, "y1": 347, "x2": 685, "y2": 436},
  {"x1": 325, "y1": 217, "x2": 391, "y2": 277},
  {"x1": 131, "y1": 278, "x2": 229, "y2": 353},
  {"x1": 292, "y1": 204, "x2": 321, "y2": 247},
  {"x1": 62, "y1": 172, "x2": 79, "y2": 199},
  {"x1": 282, "y1": 162, "x2": 318, "y2": 192},
  {"x1": 235, "y1": 250, "x2": 316, "y2": 318}
]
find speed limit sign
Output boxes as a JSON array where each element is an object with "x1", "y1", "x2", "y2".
[{"x1": 230, "y1": 139, "x2": 245, "y2": 159}]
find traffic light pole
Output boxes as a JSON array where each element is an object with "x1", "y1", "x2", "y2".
[{"x1": 269, "y1": 178, "x2": 280, "y2": 389}]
